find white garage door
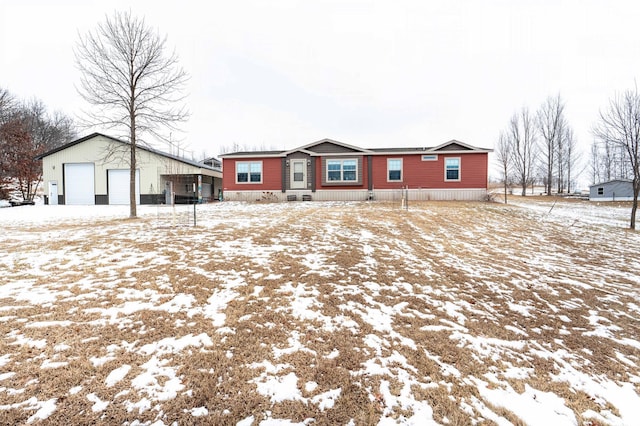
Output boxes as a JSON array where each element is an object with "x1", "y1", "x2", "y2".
[
  {"x1": 64, "y1": 163, "x2": 95, "y2": 205},
  {"x1": 108, "y1": 169, "x2": 140, "y2": 205}
]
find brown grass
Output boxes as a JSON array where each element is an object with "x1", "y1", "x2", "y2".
[{"x1": 0, "y1": 199, "x2": 639, "y2": 424}]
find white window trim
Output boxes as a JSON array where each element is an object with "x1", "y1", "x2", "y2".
[
  {"x1": 235, "y1": 161, "x2": 263, "y2": 184},
  {"x1": 422, "y1": 154, "x2": 438, "y2": 161},
  {"x1": 326, "y1": 158, "x2": 358, "y2": 183},
  {"x1": 444, "y1": 157, "x2": 461, "y2": 182},
  {"x1": 387, "y1": 158, "x2": 403, "y2": 182}
]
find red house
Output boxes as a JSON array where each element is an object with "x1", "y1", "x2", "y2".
[{"x1": 220, "y1": 138, "x2": 492, "y2": 201}]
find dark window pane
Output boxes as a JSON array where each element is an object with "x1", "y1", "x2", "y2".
[
  {"x1": 328, "y1": 171, "x2": 341, "y2": 181},
  {"x1": 237, "y1": 173, "x2": 248, "y2": 182}
]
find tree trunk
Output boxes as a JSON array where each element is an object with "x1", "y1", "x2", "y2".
[
  {"x1": 631, "y1": 182, "x2": 639, "y2": 230},
  {"x1": 130, "y1": 108, "x2": 137, "y2": 218}
]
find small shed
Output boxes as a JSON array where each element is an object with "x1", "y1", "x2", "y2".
[{"x1": 589, "y1": 179, "x2": 634, "y2": 201}]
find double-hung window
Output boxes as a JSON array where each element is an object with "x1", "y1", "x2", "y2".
[
  {"x1": 445, "y1": 158, "x2": 460, "y2": 181},
  {"x1": 236, "y1": 161, "x2": 262, "y2": 183},
  {"x1": 327, "y1": 159, "x2": 357, "y2": 182},
  {"x1": 387, "y1": 158, "x2": 402, "y2": 182}
]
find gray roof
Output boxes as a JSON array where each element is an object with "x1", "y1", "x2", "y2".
[
  {"x1": 221, "y1": 138, "x2": 491, "y2": 157},
  {"x1": 589, "y1": 179, "x2": 633, "y2": 187}
]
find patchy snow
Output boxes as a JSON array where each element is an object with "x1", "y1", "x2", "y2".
[
  {"x1": 26, "y1": 398, "x2": 57, "y2": 423},
  {"x1": 87, "y1": 393, "x2": 109, "y2": 412},
  {"x1": 253, "y1": 372, "x2": 305, "y2": 404},
  {"x1": 106, "y1": 364, "x2": 132, "y2": 387},
  {"x1": 475, "y1": 380, "x2": 577, "y2": 426},
  {"x1": 1, "y1": 199, "x2": 639, "y2": 424}
]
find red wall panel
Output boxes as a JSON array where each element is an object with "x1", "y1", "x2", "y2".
[
  {"x1": 224, "y1": 152, "x2": 488, "y2": 192},
  {"x1": 222, "y1": 157, "x2": 282, "y2": 191},
  {"x1": 371, "y1": 153, "x2": 488, "y2": 189}
]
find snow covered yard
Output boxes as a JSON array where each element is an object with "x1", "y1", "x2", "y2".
[{"x1": 0, "y1": 199, "x2": 639, "y2": 425}]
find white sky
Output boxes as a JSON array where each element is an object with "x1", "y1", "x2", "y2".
[{"x1": 2, "y1": 0, "x2": 640, "y2": 169}]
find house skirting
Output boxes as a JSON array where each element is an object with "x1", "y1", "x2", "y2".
[
  {"x1": 589, "y1": 196, "x2": 634, "y2": 202},
  {"x1": 222, "y1": 188, "x2": 488, "y2": 202}
]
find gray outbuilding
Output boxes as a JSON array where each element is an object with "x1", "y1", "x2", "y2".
[{"x1": 589, "y1": 179, "x2": 634, "y2": 201}]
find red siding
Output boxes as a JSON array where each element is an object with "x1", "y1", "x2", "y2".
[
  {"x1": 371, "y1": 153, "x2": 488, "y2": 189},
  {"x1": 222, "y1": 157, "x2": 282, "y2": 191},
  {"x1": 223, "y1": 152, "x2": 488, "y2": 193}
]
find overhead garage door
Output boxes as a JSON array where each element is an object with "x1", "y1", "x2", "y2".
[
  {"x1": 108, "y1": 169, "x2": 140, "y2": 205},
  {"x1": 64, "y1": 163, "x2": 95, "y2": 205}
]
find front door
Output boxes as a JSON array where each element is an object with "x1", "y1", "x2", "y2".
[{"x1": 290, "y1": 159, "x2": 307, "y2": 189}]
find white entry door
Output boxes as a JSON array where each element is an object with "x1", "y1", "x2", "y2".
[
  {"x1": 48, "y1": 181, "x2": 58, "y2": 205},
  {"x1": 64, "y1": 163, "x2": 95, "y2": 205},
  {"x1": 108, "y1": 169, "x2": 140, "y2": 205},
  {"x1": 290, "y1": 159, "x2": 307, "y2": 189}
]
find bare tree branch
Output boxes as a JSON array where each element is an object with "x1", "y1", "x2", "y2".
[
  {"x1": 593, "y1": 88, "x2": 640, "y2": 229},
  {"x1": 507, "y1": 107, "x2": 538, "y2": 196},
  {"x1": 75, "y1": 10, "x2": 189, "y2": 217},
  {"x1": 536, "y1": 94, "x2": 565, "y2": 195}
]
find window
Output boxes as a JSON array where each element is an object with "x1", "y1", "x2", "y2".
[
  {"x1": 327, "y1": 159, "x2": 357, "y2": 182},
  {"x1": 597, "y1": 187, "x2": 604, "y2": 195},
  {"x1": 236, "y1": 161, "x2": 262, "y2": 184},
  {"x1": 387, "y1": 158, "x2": 402, "y2": 181},
  {"x1": 445, "y1": 158, "x2": 460, "y2": 181},
  {"x1": 422, "y1": 154, "x2": 438, "y2": 161},
  {"x1": 293, "y1": 161, "x2": 304, "y2": 182}
]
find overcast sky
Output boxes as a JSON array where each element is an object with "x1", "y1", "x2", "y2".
[{"x1": 3, "y1": 1, "x2": 640, "y2": 170}]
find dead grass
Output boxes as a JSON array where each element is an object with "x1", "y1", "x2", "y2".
[{"x1": 1, "y1": 199, "x2": 639, "y2": 424}]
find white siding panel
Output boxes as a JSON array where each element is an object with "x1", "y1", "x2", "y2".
[
  {"x1": 222, "y1": 188, "x2": 487, "y2": 202},
  {"x1": 64, "y1": 163, "x2": 95, "y2": 205},
  {"x1": 108, "y1": 169, "x2": 140, "y2": 205},
  {"x1": 373, "y1": 189, "x2": 486, "y2": 201}
]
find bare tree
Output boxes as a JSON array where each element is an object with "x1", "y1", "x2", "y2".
[
  {"x1": 0, "y1": 89, "x2": 75, "y2": 201},
  {"x1": 589, "y1": 141, "x2": 601, "y2": 185},
  {"x1": 537, "y1": 94, "x2": 565, "y2": 195},
  {"x1": 75, "y1": 11, "x2": 189, "y2": 218},
  {"x1": 508, "y1": 107, "x2": 538, "y2": 196},
  {"x1": 563, "y1": 126, "x2": 581, "y2": 193},
  {"x1": 0, "y1": 88, "x2": 16, "y2": 125},
  {"x1": 494, "y1": 131, "x2": 512, "y2": 203},
  {"x1": 602, "y1": 140, "x2": 615, "y2": 181},
  {"x1": 555, "y1": 117, "x2": 566, "y2": 193},
  {"x1": 0, "y1": 118, "x2": 43, "y2": 201},
  {"x1": 0, "y1": 89, "x2": 15, "y2": 198},
  {"x1": 20, "y1": 99, "x2": 76, "y2": 152},
  {"x1": 593, "y1": 88, "x2": 640, "y2": 229}
]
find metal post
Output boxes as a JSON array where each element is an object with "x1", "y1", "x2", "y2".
[
  {"x1": 405, "y1": 186, "x2": 409, "y2": 211},
  {"x1": 193, "y1": 182, "x2": 197, "y2": 226}
]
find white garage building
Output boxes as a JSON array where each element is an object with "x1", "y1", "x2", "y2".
[{"x1": 38, "y1": 133, "x2": 222, "y2": 205}]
